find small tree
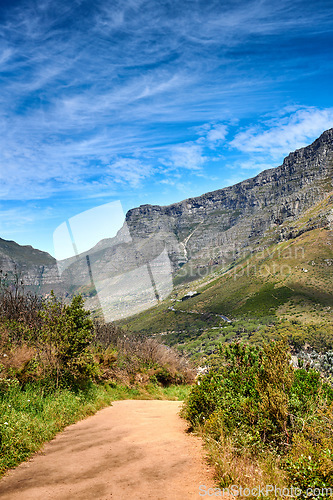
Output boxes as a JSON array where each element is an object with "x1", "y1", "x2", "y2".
[{"x1": 38, "y1": 293, "x2": 94, "y2": 385}]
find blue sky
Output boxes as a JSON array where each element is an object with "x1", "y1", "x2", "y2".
[{"x1": 0, "y1": 0, "x2": 333, "y2": 256}]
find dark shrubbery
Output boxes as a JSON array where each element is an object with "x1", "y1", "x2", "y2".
[
  {"x1": 0, "y1": 271, "x2": 44, "y2": 331},
  {"x1": 93, "y1": 322, "x2": 195, "y2": 386}
]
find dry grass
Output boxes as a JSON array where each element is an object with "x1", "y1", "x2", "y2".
[
  {"x1": 203, "y1": 431, "x2": 288, "y2": 498},
  {"x1": 93, "y1": 321, "x2": 196, "y2": 385},
  {"x1": 0, "y1": 326, "x2": 41, "y2": 385}
]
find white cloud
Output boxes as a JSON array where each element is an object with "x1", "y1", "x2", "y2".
[
  {"x1": 159, "y1": 178, "x2": 177, "y2": 186},
  {"x1": 170, "y1": 143, "x2": 206, "y2": 171},
  {"x1": 162, "y1": 122, "x2": 228, "y2": 174},
  {"x1": 231, "y1": 107, "x2": 333, "y2": 157},
  {"x1": 206, "y1": 124, "x2": 228, "y2": 145},
  {"x1": 108, "y1": 158, "x2": 153, "y2": 186}
]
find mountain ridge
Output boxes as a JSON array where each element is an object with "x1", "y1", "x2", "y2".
[
  {"x1": 123, "y1": 128, "x2": 333, "y2": 279},
  {"x1": 0, "y1": 129, "x2": 332, "y2": 314},
  {"x1": 131, "y1": 128, "x2": 333, "y2": 213}
]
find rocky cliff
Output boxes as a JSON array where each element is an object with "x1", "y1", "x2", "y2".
[
  {"x1": 124, "y1": 128, "x2": 333, "y2": 275},
  {"x1": 1, "y1": 129, "x2": 333, "y2": 300},
  {"x1": 0, "y1": 238, "x2": 59, "y2": 292}
]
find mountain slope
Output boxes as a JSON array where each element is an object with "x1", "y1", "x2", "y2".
[
  {"x1": 119, "y1": 193, "x2": 333, "y2": 355},
  {"x1": 0, "y1": 238, "x2": 58, "y2": 290},
  {"x1": 1, "y1": 130, "x2": 332, "y2": 317},
  {"x1": 60, "y1": 128, "x2": 333, "y2": 298},
  {"x1": 124, "y1": 128, "x2": 333, "y2": 277}
]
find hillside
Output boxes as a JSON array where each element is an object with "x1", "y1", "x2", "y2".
[
  {"x1": 123, "y1": 128, "x2": 333, "y2": 277},
  {"x1": 0, "y1": 238, "x2": 59, "y2": 292},
  {"x1": 59, "y1": 129, "x2": 333, "y2": 305},
  {"x1": 116, "y1": 132, "x2": 333, "y2": 354},
  {"x1": 0, "y1": 239, "x2": 54, "y2": 267},
  {"x1": 119, "y1": 193, "x2": 333, "y2": 339},
  {"x1": 0, "y1": 130, "x2": 332, "y2": 331}
]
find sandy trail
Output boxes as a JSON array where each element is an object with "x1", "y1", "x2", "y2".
[{"x1": 0, "y1": 400, "x2": 215, "y2": 500}]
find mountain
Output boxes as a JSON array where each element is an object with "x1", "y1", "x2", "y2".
[
  {"x1": 119, "y1": 193, "x2": 333, "y2": 346},
  {"x1": 123, "y1": 128, "x2": 333, "y2": 278},
  {"x1": 55, "y1": 129, "x2": 332, "y2": 314},
  {"x1": 113, "y1": 129, "x2": 333, "y2": 345},
  {"x1": 0, "y1": 129, "x2": 332, "y2": 332},
  {"x1": 0, "y1": 238, "x2": 60, "y2": 291}
]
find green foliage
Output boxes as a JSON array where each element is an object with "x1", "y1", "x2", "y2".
[
  {"x1": 234, "y1": 284, "x2": 294, "y2": 318},
  {"x1": 38, "y1": 293, "x2": 96, "y2": 384},
  {"x1": 153, "y1": 367, "x2": 176, "y2": 386},
  {"x1": 184, "y1": 340, "x2": 333, "y2": 491},
  {"x1": 283, "y1": 402, "x2": 333, "y2": 497},
  {"x1": 289, "y1": 369, "x2": 323, "y2": 419},
  {"x1": 256, "y1": 341, "x2": 293, "y2": 442},
  {"x1": 0, "y1": 288, "x2": 194, "y2": 390},
  {"x1": 186, "y1": 342, "x2": 293, "y2": 444},
  {"x1": 263, "y1": 321, "x2": 333, "y2": 354},
  {"x1": 184, "y1": 371, "x2": 224, "y2": 425}
]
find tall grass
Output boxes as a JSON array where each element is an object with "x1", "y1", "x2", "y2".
[{"x1": 0, "y1": 382, "x2": 113, "y2": 475}]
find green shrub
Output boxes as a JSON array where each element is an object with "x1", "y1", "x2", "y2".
[
  {"x1": 37, "y1": 293, "x2": 96, "y2": 384},
  {"x1": 184, "y1": 340, "x2": 333, "y2": 491},
  {"x1": 184, "y1": 371, "x2": 224, "y2": 425},
  {"x1": 283, "y1": 402, "x2": 333, "y2": 497},
  {"x1": 256, "y1": 341, "x2": 293, "y2": 443}
]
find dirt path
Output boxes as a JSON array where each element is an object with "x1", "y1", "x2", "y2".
[{"x1": 0, "y1": 400, "x2": 215, "y2": 500}]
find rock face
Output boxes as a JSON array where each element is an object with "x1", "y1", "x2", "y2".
[
  {"x1": 124, "y1": 128, "x2": 333, "y2": 272},
  {"x1": 57, "y1": 129, "x2": 333, "y2": 303},
  {"x1": 1, "y1": 129, "x2": 333, "y2": 298},
  {"x1": 0, "y1": 238, "x2": 61, "y2": 292}
]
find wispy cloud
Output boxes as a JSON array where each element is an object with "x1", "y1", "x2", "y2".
[
  {"x1": 0, "y1": 0, "x2": 333, "y2": 252},
  {"x1": 0, "y1": 0, "x2": 332, "y2": 200},
  {"x1": 0, "y1": 203, "x2": 55, "y2": 241},
  {"x1": 169, "y1": 143, "x2": 206, "y2": 171},
  {"x1": 231, "y1": 107, "x2": 333, "y2": 157},
  {"x1": 0, "y1": 207, "x2": 34, "y2": 231},
  {"x1": 107, "y1": 158, "x2": 153, "y2": 186}
]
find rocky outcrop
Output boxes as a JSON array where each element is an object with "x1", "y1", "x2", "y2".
[
  {"x1": 0, "y1": 238, "x2": 57, "y2": 286},
  {"x1": 124, "y1": 128, "x2": 333, "y2": 271}
]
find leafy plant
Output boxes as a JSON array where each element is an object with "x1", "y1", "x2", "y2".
[
  {"x1": 184, "y1": 340, "x2": 333, "y2": 491},
  {"x1": 37, "y1": 293, "x2": 95, "y2": 384}
]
